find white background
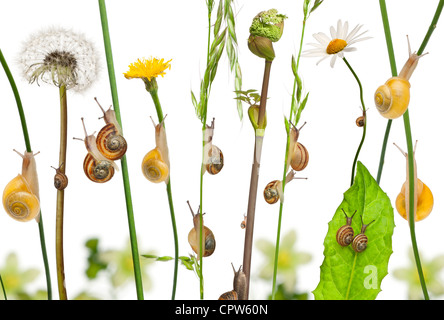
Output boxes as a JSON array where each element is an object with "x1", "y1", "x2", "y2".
[{"x1": 0, "y1": 0, "x2": 443, "y2": 300}]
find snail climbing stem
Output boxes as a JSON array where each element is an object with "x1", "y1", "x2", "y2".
[
  {"x1": 56, "y1": 84, "x2": 68, "y2": 300},
  {"x1": 243, "y1": 59, "x2": 272, "y2": 299}
]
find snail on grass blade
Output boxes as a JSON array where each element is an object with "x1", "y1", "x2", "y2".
[
  {"x1": 374, "y1": 36, "x2": 428, "y2": 119},
  {"x1": 203, "y1": 118, "x2": 224, "y2": 175},
  {"x1": 287, "y1": 121, "x2": 309, "y2": 172},
  {"x1": 74, "y1": 118, "x2": 118, "y2": 183},
  {"x1": 187, "y1": 200, "x2": 215, "y2": 258},
  {"x1": 2, "y1": 150, "x2": 40, "y2": 222},
  {"x1": 394, "y1": 141, "x2": 433, "y2": 222},
  {"x1": 142, "y1": 115, "x2": 170, "y2": 183},
  {"x1": 94, "y1": 97, "x2": 127, "y2": 161}
]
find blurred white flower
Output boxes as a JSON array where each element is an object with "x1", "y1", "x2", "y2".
[
  {"x1": 19, "y1": 27, "x2": 99, "y2": 91},
  {"x1": 303, "y1": 20, "x2": 371, "y2": 68}
]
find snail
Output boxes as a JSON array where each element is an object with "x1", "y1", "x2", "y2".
[
  {"x1": 74, "y1": 118, "x2": 118, "y2": 183},
  {"x1": 187, "y1": 200, "x2": 215, "y2": 258},
  {"x1": 2, "y1": 150, "x2": 40, "y2": 222},
  {"x1": 394, "y1": 142, "x2": 433, "y2": 222},
  {"x1": 287, "y1": 121, "x2": 309, "y2": 172},
  {"x1": 218, "y1": 263, "x2": 247, "y2": 300},
  {"x1": 336, "y1": 209, "x2": 357, "y2": 247},
  {"x1": 263, "y1": 170, "x2": 307, "y2": 204},
  {"x1": 51, "y1": 162, "x2": 68, "y2": 190},
  {"x1": 356, "y1": 115, "x2": 365, "y2": 127},
  {"x1": 374, "y1": 36, "x2": 428, "y2": 119},
  {"x1": 203, "y1": 118, "x2": 224, "y2": 175},
  {"x1": 240, "y1": 214, "x2": 247, "y2": 229},
  {"x1": 94, "y1": 97, "x2": 127, "y2": 161},
  {"x1": 351, "y1": 216, "x2": 375, "y2": 253},
  {"x1": 142, "y1": 116, "x2": 170, "y2": 183}
]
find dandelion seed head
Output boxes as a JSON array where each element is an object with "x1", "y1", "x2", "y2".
[{"x1": 19, "y1": 27, "x2": 99, "y2": 92}]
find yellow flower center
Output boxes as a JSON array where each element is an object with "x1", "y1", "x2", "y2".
[{"x1": 326, "y1": 39, "x2": 347, "y2": 55}]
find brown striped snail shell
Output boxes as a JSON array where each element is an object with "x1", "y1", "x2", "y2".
[
  {"x1": 187, "y1": 201, "x2": 216, "y2": 258},
  {"x1": 356, "y1": 115, "x2": 365, "y2": 127},
  {"x1": 218, "y1": 290, "x2": 238, "y2": 300},
  {"x1": 51, "y1": 163, "x2": 68, "y2": 190},
  {"x1": 336, "y1": 209, "x2": 356, "y2": 247},
  {"x1": 95, "y1": 97, "x2": 127, "y2": 161},
  {"x1": 205, "y1": 145, "x2": 224, "y2": 175},
  {"x1": 290, "y1": 142, "x2": 309, "y2": 171},
  {"x1": 263, "y1": 180, "x2": 282, "y2": 204},
  {"x1": 351, "y1": 217, "x2": 375, "y2": 253}
]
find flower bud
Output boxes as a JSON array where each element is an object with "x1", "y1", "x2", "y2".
[{"x1": 248, "y1": 34, "x2": 275, "y2": 61}]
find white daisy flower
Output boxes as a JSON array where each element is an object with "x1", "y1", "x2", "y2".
[
  {"x1": 303, "y1": 20, "x2": 371, "y2": 68},
  {"x1": 19, "y1": 27, "x2": 99, "y2": 91}
]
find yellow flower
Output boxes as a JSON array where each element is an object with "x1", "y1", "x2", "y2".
[{"x1": 124, "y1": 57, "x2": 172, "y2": 82}]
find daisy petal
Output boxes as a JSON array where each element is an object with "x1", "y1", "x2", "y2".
[{"x1": 330, "y1": 54, "x2": 337, "y2": 68}]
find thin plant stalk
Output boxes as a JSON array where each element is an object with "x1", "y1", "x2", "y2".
[
  {"x1": 0, "y1": 274, "x2": 6, "y2": 299},
  {"x1": 98, "y1": 0, "x2": 144, "y2": 300},
  {"x1": 147, "y1": 85, "x2": 179, "y2": 300},
  {"x1": 378, "y1": 0, "x2": 444, "y2": 300},
  {"x1": 56, "y1": 84, "x2": 68, "y2": 300},
  {"x1": 243, "y1": 59, "x2": 272, "y2": 299},
  {"x1": 0, "y1": 48, "x2": 52, "y2": 300},
  {"x1": 342, "y1": 57, "x2": 367, "y2": 186}
]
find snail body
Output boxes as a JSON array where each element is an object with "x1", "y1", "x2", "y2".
[
  {"x1": 187, "y1": 201, "x2": 215, "y2": 258},
  {"x1": 76, "y1": 118, "x2": 118, "y2": 183},
  {"x1": 219, "y1": 264, "x2": 247, "y2": 300},
  {"x1": 203, "y1": 118, "x2": 224, "y2": 175},
  {"x1": 95, "y1": 97, "x2": 127, "y2": 161},
  {"x1": 240, "y1": 214, "x2": 247, "y2": 229},
  {"x1": 336, "y1": 209, "x2": 356, "y2": 247},
  {"x1": 2, "y1": 150, "x2": 40, "y2": 222},
  {"x1": 142, "y1": 116, "x2": 170, "y2": 183},
  {"x1": 374, "y1": 37, "x2": 426, "y2": 119},
  {"x1": 51, "y1": 163, "x2": 68, "y2": 190},
  {"x1": 394, "y1": 142, "x2": 433, "y2": 222}
]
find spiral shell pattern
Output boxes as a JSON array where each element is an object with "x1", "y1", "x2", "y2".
[
  {"x1": 263, "y1": 180, "x2": 280, "y2": 204},
  {"x1": 83, "y1": 153, "x2": 114, "y2": 183},
  {"x1": 218, "y1": 290, "x2": 238, "y2": 300},
  {"x1": 290, "y1": 143, "x2": 309, "y2": 171},
  {"x1": 54, "y1": 172, "x2": 68, "y2": 190},
  {"x1": 206, "y1": 145, "x2": 224, "y2": 175},
  {"x1": 141, "y1": 148, "x2": 169, "y2": 183},
  {"x1": 374, "y1": 77, "x2": 410, "y2": 119},
  {"x1": 188, "y1": 226, "x2": 216, "y2": 258},
  {"x1": 352, "y1": 234, "x2": 368, "y2": 253},
  {"x1": 96, "y1": 123, "x2": 127, "y2": 161},
  {"x1": 2, "y1": 174, "x2": 40, "y2": 222},
  {"x1": 336, "y1": 225, "x2": 354, "y2": 247}
]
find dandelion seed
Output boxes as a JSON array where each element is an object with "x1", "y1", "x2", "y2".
[
  {"x1": 303, "y1": 20, "x2": 371, "y2": 68},
  {"x1": 19, "y1": 27, "x2": 99, "y2": 91}
]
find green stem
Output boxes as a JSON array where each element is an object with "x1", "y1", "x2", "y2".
[
  {"x1": 0, "y1": 274, "x2": 6, "y2": 300},
  {"x1": 0, "y1": 48, "x2": 52, "y2": 300},
  {"x1": 378, "y1": 0, "x2": 444, "y2": 300},
  {"x1": 342, "y1": 57, "x2": 367, "y2": 186},
  {"x1": 147, "y1": 88, "x2": 179, "y2": 300},
  {"x1": 98, "y1": 0, "x2": 144, "y2": 300},
  {"x1": 56, "y1": 84, "x2": 68, "y2": 300}
]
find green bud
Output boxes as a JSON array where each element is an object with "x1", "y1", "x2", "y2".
[
  {"x1": 248, "y1": 34, "x2": 275, "y2": 61},
  {"x1": 248, "y1": 104, "x2": 267, "y2": 131}
]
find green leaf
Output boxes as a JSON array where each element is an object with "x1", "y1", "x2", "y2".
[
  {"x1": 310, "y1": 0, "x2": 324, "y2": 13},
  {"x1": 313, "y1": 162, "x2": 395, "y2": 300}
]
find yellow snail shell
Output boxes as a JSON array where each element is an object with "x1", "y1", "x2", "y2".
[
  {"x1": 2, "y1": 174, "x2": 40, "y2": 222},
  {"x1": 374, "y1": 77, "x2": 410, "y2": 119},
  {"x1": 290, "y1": 142, "x2": 309, "y2": 171},
  {"x1": 83, "y1": 153, "x2": 115, "y2": 183},
  {"x1": 141, "y1": 148, "x2": 169, "y2": 183},
  {"x1": 396, "y1": 179, "x2": 433, "y2": 222}
]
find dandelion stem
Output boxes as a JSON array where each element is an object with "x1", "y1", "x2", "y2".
[
  {"x1": 342, "y1": 57, "x2": 367, "y2": 186},
  {"x1": 243, "y1": 59, "x2": 272, "y2": 299},
  {"x1": 98, "y1": 0, "x2": 144, "y2": 300},
  {"x1": 147, "y1": 87, "x2": 179, "y2": 300},
  {"x1": 56, "y1": 84, "x2": 68, "y2": 300},
  {"x1": 0, "y1": 48, "x2": 52, "y2": 300},
  {"x1": 377, "y1": 0, "x2": 444, "y2": 300}
]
